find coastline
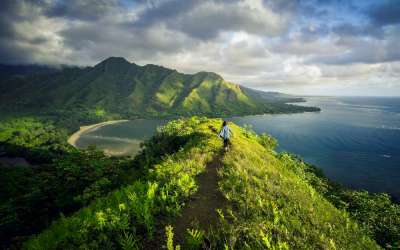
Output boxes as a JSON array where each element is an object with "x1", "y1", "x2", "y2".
[{"x1": 67, "y1": 120, "x2": 129, "y2": 147}]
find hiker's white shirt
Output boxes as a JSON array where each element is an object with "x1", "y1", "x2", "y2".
[{"x1": 219, "y1": 125, "x2": 231, "y2": 140}]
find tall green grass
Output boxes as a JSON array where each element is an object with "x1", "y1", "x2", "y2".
[{"x1": 212, "y1": 123, "x2": 379, "y2": 249}]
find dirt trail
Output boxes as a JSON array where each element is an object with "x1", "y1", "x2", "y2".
[
  {"x1": 143, "y1": 149, "x2": 226, "y2": 249},
  {"x1": 172, "y1": 149, "x2": 226, "y2": 246}
]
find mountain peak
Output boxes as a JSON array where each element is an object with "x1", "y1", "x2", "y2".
[
  {"x1": 94, "y1": 57, "x2": 136, "y2": 73},
  {"x1": 98, "y1": 57, "x2": 131, "y2": 65}
]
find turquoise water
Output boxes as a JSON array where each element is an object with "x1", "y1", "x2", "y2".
[
  {"x1": 76, "y1": 97, "x2": 400, "y2": 199},
  {"x1": 75, "y1": 119, "x2": 167, "y2": 156}
]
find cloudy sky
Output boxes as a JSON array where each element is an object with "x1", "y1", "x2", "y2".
[{"x1": 1, "y1": 0, "x2": 400, "y2": 96}]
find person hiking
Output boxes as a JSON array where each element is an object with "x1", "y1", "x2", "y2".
[{"x1": 219, "y1": 121, "x2": 232, "y2": 151}]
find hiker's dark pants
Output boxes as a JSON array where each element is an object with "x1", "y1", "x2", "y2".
[{"x1": 223, "y1": 138, "x2": 229, "y2": 148}]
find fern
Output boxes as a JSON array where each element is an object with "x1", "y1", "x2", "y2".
[
  {"x1": 118, "y1": 231, "x2": 138, "y2": 250},
  {"x1": 165, "y1": 225, "x2": 181, "y2": 250},
  {"x1": 185, "y1": 228, "x2": 205, "y2": 249}
]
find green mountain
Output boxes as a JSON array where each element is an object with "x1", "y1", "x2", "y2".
[{"x1": 0, "y1": 57, "x2": 319, "y2": 118}]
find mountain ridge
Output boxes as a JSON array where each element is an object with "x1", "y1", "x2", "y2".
[{"x1": 0, "y1": 57, "x2": 319, "y2": 118}]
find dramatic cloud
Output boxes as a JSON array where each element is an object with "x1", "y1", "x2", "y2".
[
  {"x1": 45, "y1": 0, "x2": 123, "y2": 21},
  {"x1": 0, "y1": 0, "x2": 399, "y2": 96},
  {"x1": 133, "y1": 0, "x2": 290, "y2": 39}
]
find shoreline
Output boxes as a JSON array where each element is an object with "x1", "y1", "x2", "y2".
[{"x1": 67, "y1": 120, "x2": 129, "y2": 147}]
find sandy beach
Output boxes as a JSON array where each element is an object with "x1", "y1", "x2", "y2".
[{"x1": 67, "y1": 120, "x2": 129, "y2": 147}]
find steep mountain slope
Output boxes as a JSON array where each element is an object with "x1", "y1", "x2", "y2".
[
  {"x1": 0, "y1": 57, "x2": 319, "y2": 117},
  {"x1": 23, "y1": 118, "x2": 379, "y2": 249}
]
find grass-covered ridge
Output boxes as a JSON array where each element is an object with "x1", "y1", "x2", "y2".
[
  {"x1": 216, "y1": 125, "x2": 377, "y2": 249},
  {"x1": 23, "y1": 117, "x2": 220, "y2": 249},
  {"x1": 21, "y1": 117, "x2": 394, "y2": 249}
]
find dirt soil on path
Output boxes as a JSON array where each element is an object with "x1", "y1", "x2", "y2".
[
  {"x1": 172, "y1": 149, "x2": 226, "y2": 247},
  {"x1": 143, "y1": 149, "x2": 227, "y2": 249}
]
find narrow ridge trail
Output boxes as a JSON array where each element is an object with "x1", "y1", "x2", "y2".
[{"x1": 172, "y1": 149, "x2": 226, "y2": 247}]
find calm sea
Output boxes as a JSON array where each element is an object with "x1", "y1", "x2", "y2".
[{"x1": 76, "y1": 96, "x2": 400, "y2": 199}]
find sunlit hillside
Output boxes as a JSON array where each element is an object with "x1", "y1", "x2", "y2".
[{"x1": 17, "y1": 117, "x2": 399, "y2": 249}]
